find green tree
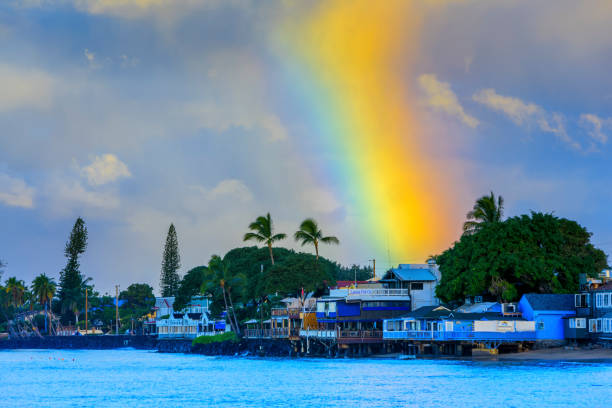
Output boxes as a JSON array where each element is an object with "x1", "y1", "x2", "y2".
[
  {"x1": 5, "y1": 277, "x2": 26, "y2": 307},
  {"x1": 463, "y1": 191, "x2": 504, "y2": 234},
  {"x1": 31, "y1": 274, "x2": 57, "y2": 333},
  {"x1": 294, "y1": 218, "x2": 339, "y2": 261},
  {"x1": 436, "y1": 212, "x2": 608, "y2": 303},
  {"x1": 243, "y1": 213, "x2": 286, "y2": 265},
  {"x1": 202, "y1": 255, "x2": 245, "y2": 335},
  {"x1": 261, "y1": 252, "x2": 334, "y2": 295},
  {"x1": 173, "y1": 266, "x2": 208, "y2": 311},
  {"x1": 57, "y1": 217, "x2": 89, "y2": 325},
  {"x1": 119, "y1": 283, "x2": 155, "y2": 331},
  {"x1": 160, "y1": 223, "x2": 181, "y2": 297}
]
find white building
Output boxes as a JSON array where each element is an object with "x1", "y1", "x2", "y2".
[
  {"x1": 383, "y1": 262, "x2": 441, "y2": 310},
  {"x1": 154, "y1": 296, "x2": 228, "y2": 339}
]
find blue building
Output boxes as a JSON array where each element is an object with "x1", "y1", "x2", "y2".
[{"x1": 518, "y1": 294, "x2": 575, "y2": 340}]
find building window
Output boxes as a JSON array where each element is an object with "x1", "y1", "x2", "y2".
[
  {"x1": 537, "y1": 321, "x2": 545, "y2": 330},
  {"x1": 604, "y1": 293, "x2": 610, "y2": 307},
  {"x1": 576, "y1": 318, "x2": 586, "y2": 329},
  {"x1": 569, "y1": 319, "x2": 575, "y2": 329},
  {"x1": 575, "y1": 294, "x2": 589, "y2": 308},
  {"x1": 411, "y1": 282, "x2": 424, "y2": 291},
  {"x1": 589, "y1": 319, "x2": 597, "y2": 333},
  {"x1": 596, "y1": 294, "x2": 602, "y2": 308},
  {"x1": 597, "y1": 319, "x2": 602, "y2": 332}
]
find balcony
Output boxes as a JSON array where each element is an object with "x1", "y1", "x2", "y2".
[
  {"x1": 337, "y1": 330, "x2": 383, "y2": 344},
  {"x1": 243, "y1": 328, "x2": 298, "y2": 339},
  {"x1": 346, "y1": 288, "x2": 410, "y2": 298},
  {"x1": 383, "y1": 330, "x2": 537, "y2": 342},
  {"x1": 299, "y1": 329, "x2": 337, "y2": 339},
  {"x1": 271, "y1": 308, "x2": 289, "y2": 317}
]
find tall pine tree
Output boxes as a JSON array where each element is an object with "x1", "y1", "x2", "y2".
[
  {"x1": 58, "y1": 217, "x2": 88, "y2": 324},
  {"x1": 160, "y1": 223, "x2": 181, "y2": 297}
]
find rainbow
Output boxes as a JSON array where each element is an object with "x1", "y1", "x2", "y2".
[{"x1": 272, "y1": 1, "x2": 457, "y2": 263}]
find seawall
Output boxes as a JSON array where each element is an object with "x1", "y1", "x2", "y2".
[
  {"x1": 158, "y1": 338, "x2": 296, "y2": 357},
  {"x1": 0, "y1": 335, "x2": 156, "y2": 350}
]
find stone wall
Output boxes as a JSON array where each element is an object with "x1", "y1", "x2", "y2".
[{"x1": 0, "y1": 335, "x2": 156, "y2": 350}]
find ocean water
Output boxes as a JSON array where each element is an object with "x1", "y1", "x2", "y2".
[{"x1": 0, "y1": 349, "x2": 611, "y2": 407}]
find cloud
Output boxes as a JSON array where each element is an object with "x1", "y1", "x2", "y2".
[
  {"x1": 0, "y1": 64, "x2": 55, "y2": 111},
  {"x1": 190, "y1": 179, "x2": 253, "y2": 203},
  {"x1": 52, "y1": 180, "x2": 120, "y2": 211},
  {"x1": 472, "y1": 88, "x2": 582, "y2": 150},
  {"x1": 81, "y1": 154, "x2": 131, "y2": 186},
  {"x1": 15, "y1": 0, "x2": 245, "y2": 20},
  {"x1": 0, "y1": 174, "x2": 35, "y2": 208},
  {"x1": 472, "y1": 89, "x2": 541, "y2": 125},
  {"x1": 580, "y1": 113, "x2": 610, "y2": 145},
  {"x1": 417, "y1": 74, "x2": 479, "y2": 128}
]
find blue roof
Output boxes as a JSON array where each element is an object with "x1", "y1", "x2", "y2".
[
  {"x1": 391, "y1": 266, "x2": 436, "y2": 282},
  {"x1": 522, "y1": 294, "x2": 575, "y2": 311}
]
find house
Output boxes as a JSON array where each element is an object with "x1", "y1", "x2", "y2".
[
  {"x1": 382, "y1": 262, "x2": 440, "y2": 310},
  {"x1": 518, "y1": 294, "x2": 576, "y2": 341},
  {"x1": 589, "y1": 282, "x2": 612, "y2": 344},
  {"x1": 154, "y1": 296, "x2": 228, "y2": 339}
]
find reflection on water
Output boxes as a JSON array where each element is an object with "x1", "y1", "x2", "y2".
[{"x1": 1, "y1": 349, "x2": 611, "y2": 407}]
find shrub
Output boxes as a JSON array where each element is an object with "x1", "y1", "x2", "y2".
[{"x1": 192, "y1": 332, "x2": 238, "y2": 346}]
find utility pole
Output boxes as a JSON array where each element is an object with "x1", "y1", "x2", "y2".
[
  {"x1": 115, "y1": 285, "x2": 120, "y2": 335},
  {"x1": 85, "y1": 288, "x2": 88, "y2": 335},
  {"x1": 370, "y1": 259, "x2": 376, "y2": 280}
]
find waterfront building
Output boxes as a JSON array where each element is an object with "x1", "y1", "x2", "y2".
[
  {"x1": 589, "y1": 282, "x2": 612, "y2": 343},
  {"x1": 518, "y1": 294, "x2": 576, "y2": 341},
  {"x1": 381, "y1": 261, "x2": 441, "y2": 310},
  {"x1": 152, "y1": 296, "x2": 228, "y2": 339},
  {"x1": 309, "y1": 283, "x2": 411, "y2": 347},
  {"x1": 383, "y1": 304, "x2": 536, "y2": 347}
]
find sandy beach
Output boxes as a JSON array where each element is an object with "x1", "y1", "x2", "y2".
[{"x1": 495, "y1": 347, "x2": 612, "y2": 362}]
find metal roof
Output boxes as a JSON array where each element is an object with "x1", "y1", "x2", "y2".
[
  {"x1": 522, "y1": 294, "x2": 575, "y2": 311},
  {"x1": 391, "y1": 267, "x2": 436, "y2": 282},
  {"x1": 389, "y1": 305, "x2": 526, "y2": 321}
]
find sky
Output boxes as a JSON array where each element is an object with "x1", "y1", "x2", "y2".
[{"x1": 1, "y1": 0, "x2": 611, "y2": 295}]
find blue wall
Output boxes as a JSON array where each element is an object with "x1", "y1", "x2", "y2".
[
  {"x1": 519, "y1": 296, "x2": 575, "y2": 340},
  {"x1": 337, "y1": 302, "x2": 360, "y2": 317}
]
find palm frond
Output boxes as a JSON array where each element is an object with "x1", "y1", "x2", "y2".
[
  {"x1": 243, "y1": 232, "x2": 265, "y2": 242},
  {"x1": 321, "y1": 236, "x2": 340, "y2": 245}
]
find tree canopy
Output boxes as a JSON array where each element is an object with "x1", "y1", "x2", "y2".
[
  {"x1": 120, "y1": 283, "x2": 155, "y2": 320},
  {"x1": 173, "y1": 266, "x2": 208, "y2": 311},
  {"x1": 436, "y1": 212, "x2": 608, "y2": 303}
]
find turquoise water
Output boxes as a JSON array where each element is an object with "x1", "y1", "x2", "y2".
[{"x1": 1, "y1": 349, "x2": 611, "y2": 407}]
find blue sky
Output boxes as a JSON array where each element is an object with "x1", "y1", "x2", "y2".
[{"x1": 0, "y1": 1, "x2": 611, "y2": 295}]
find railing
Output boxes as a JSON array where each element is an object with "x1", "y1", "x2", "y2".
[
  {"x1": 347, "y1": 288, "x2": 410, "y2": 297},
  {"x1": 339, "y1": 330, "x2": 383, "y2": 338},
  {"x1": 383, "y1": 330, "x2": 537, "y2": 342},
  {"x1": 271, "y1": 308, "x2": 288, "y2": 317},
  {"x1": 243, "y1": 328, "x2": 291, "y2": 339},
  {"x1": 338, "y1": 330, "x2": 384, "y2": 343},
  {"x1": 299, "y1": 329, "x2": 337, "y2": 339}
]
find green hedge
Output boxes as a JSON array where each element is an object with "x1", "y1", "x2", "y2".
[{"x1": 192, "y1": 332, "x2": 238, "y2": 346}]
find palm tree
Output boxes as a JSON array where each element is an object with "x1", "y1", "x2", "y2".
[
  {"x1": 243, "y1": 213, "x2": 286, "y2": 265},
  {"x1": 294, "y1": 218, "x2": 340, "y2": 261},
  {"x1": 32, "y1": 274, "x2": 57, "y2": 334},
  {"x1": 202, "y1": 255, "x2": 245, "y2": 336},
  {"x1": 463, "y1": 191, "x2": 504, "y2": 234},
  {"x1": 5, "y1": 277, "x2": 26, "y2": 308}
]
